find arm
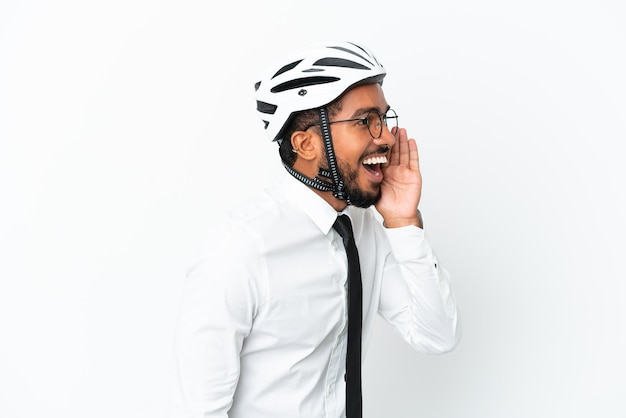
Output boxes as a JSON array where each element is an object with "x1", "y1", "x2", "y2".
[
  {"x1": 375, "y1": 126, "x2": 460, "y2": 352},
  {"x1": 169, "y1": 221, "x2": 258, "y2": 417},
  {"x1": 378, "y1": 225, "x2": 460, "y2": 353}
]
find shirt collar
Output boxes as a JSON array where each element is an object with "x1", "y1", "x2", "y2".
[{"x1": 279, "y1": 170, "x2": 341, "y2": 236}]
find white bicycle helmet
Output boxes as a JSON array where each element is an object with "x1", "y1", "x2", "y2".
[{"x1": 254, "y1": 40, "x2": 386, "y2": 143}]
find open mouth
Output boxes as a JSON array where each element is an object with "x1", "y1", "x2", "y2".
[{"x1": 362, "y1": 155, "x2": 388, "y2": 177}]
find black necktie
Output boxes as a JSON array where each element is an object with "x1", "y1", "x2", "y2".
[{"x1": 333, "y1": 214, "x2": 362, "y2": 418}]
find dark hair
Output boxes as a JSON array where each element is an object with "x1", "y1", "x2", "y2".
[{"x1": 278, "y1": 99, "x2": 343, "y2": 167}]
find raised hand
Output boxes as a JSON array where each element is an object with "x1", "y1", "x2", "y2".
[{"x1": 375, "y1": 127, "x2": 423, "y2": 228}]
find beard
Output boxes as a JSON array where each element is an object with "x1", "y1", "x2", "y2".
[
  {"x1": 328, "y1": 158, "x2": 381, "y2": 208},
  {"x1": 319, "y1": 144, "x2": 389, "y2": 208}
]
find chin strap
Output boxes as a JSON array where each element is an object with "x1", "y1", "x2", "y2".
[
  {"x1": 318, "y1": 107, "x2": 349, "y2": 203},
  {"x1": 282, "y1": 162, "x2": 335, "y2": 192}
]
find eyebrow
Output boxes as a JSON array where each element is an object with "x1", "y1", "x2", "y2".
[{"x1": 350, "y1": 104, "x2": 391, "y2": 118}]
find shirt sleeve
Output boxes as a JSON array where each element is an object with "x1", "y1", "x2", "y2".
[
  {"x1": 377, "y1": 225, "x2": 461, "y2": 354},
  {"x1": 168, "y1": 220, "x2": 263, "y2": 418}
]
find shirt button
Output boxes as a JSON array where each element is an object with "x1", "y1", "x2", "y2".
[{"x1": 328, "y1": 384, "x2": 335, "y2": 394}]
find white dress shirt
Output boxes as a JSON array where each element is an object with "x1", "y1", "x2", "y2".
[{"x1": 169, "y1": 171, "x2": 459, "y2": 418}]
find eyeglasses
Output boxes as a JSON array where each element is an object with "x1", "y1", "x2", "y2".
[{"x1": 305, "y1": 108, "x2": 398, "y2": 139}]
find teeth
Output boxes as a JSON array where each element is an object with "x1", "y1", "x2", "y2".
[{"x1": 363, "y1": 156, "x2": 388, "y2": 165}]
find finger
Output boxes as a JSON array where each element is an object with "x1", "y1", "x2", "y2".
[
  {"x1": 408, "y1": 137, "x2": 420, "y2": 170},
  {"x1": 389, "y1": 126, "x2": 400, "y2": 165},
  {"x1": 398, "y1": 128, "x2": 410, "y2": 166}
]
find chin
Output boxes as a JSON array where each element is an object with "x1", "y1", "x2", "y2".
[
  {"x1": 347, "y1": 186, "x2": 381, "y2": 208},
  {"x1": 336, "y1": 162, "x2": 382, "y2": 208}
]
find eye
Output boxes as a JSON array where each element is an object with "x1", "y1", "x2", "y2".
[
  {"x1": 368, "y1": 113, "x2": 382, "y2": 128},
  {"x1": 357, "y1": 117, "x2": 369, "y2": 126}
]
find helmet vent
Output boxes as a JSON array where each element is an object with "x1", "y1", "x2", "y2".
[
  {"x1": 272, "y1": 60, "x2": 303, "y2": 79},
  {"x1": 270, "y1": 76, "x2": 340, "y2": 93},
  {"x1": 257, "y1": 101, "x2": 278, "y2": 115},
  {"x1": 313, "y1": 57, "x2": 370, "y2": 70},
  {"x1": 329, "y1": 45, "x2": 374, "y2": 66}
]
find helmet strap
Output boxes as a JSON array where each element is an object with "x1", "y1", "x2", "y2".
[
  {"x1": 282, "y1": 162, "x2": 335, "y2": 192},
  {"x1": 318, "y1": 107, "x2": 349, "y2": 203}
]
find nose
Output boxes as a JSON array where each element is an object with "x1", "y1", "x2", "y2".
[{"x1": 375, "y1": 123, "x2": 396, "y2": 147}]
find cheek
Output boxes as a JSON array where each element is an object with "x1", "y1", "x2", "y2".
[
  {"x1": 333, "y1": 137, "x2": 367, "y2": 160},
  {"x1": 331, "y1": 126, "x2": 371, "y2": 161},
  {"x1": 336, "y1": 148, "x2": 364, "y2": 171}
]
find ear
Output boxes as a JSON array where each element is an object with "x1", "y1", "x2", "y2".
[{"x1": 290, "y1": 130, "x2": 319, "y2": 161}]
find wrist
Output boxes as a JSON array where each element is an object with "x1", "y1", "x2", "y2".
[{"x1": 384, "y1": 209, "x2": 423, "y2": 229}]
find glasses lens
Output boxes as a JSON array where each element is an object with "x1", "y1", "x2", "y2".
[
  {"x1": 384, "y1": 109, "x2": 398, "y2": 133},
  {"x1": 367, "y1": 112, "x2": 384, "y2": 139}
]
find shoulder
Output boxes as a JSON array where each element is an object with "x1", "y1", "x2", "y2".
[
  {"x1": 212, "y1": 190, "x2": 280, "y2": 242},
  {"x1": 202, "y1": 186, "x2": 300, "y2": 255}
]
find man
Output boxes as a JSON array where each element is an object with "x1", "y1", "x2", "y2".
[{"x1": 169, "y1": 41, "x2": 460, "y2": 418}]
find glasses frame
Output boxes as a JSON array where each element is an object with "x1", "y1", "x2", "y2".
[{"x1": 305, "y1": 108, "x2": 398, "y2": 139}]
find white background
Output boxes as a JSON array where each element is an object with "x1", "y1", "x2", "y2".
[{"x1": 1, "y1": 1, "x2": 625, "y2": 417}]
